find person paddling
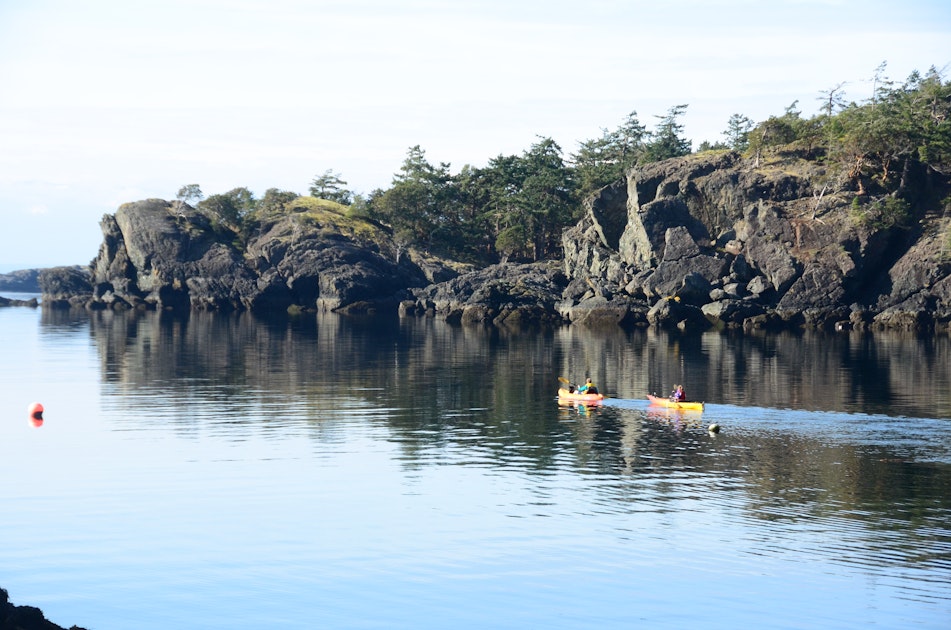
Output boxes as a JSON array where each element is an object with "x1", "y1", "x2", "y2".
[
  {"x1": 670, "y1": 384, "x2": 685, "y2": 402},
  {"x1": 578, "y1": 378, "x2": 599, "y2": 395}
]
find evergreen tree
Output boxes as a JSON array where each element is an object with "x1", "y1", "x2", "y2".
[
  {"x1": 472, "y1": 137, "x2": 576, "y2": 261},
  {"x1": 641, "y1": 104, "x2": 692, "y2": 163},
  {"x1": 825, "y1": 66, "x2": 951, "y2": 196},
  {"x1": 309, "y1": 169, "x2": 353, "y2": 205},
  {"x1": 226, "y1": 187, "x2": 256, "y2": 217},
  {"x1": 572, "y1": 111, "x2": 646, "y2": 195},
  {"x1": 748, "y1": 101, "x2": 805, "y2": 165},
  {"x1": 519, "y1": 137, "x2": 576, "y2": 260},
  {"x1": 481, "y1": 153, "x2": 529, "y2": 260},
  {"x1": 198, "y1": 194, "x2": 240, "y2": 226},
  {"x1": 817, "y1": 82, "x2": 848, "y2": 117},
  {"x1": 450, "y1": 164, "x2": 497, "y2": 261},
  {"x1": 197, "y1": 187, "x2": 255, "y2": 227},
  {"x1": 369, "y1": 146, "x2": 452, "y2": 248},
  {"x1": 722, "y1": 113, "x2": 753, "y2": 151}
]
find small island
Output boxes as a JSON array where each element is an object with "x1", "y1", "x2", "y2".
[{"x1": 23, "y1": 66, "x2": 951, "y2": 333}]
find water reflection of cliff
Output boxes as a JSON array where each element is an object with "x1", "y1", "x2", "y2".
[
  {"x1": 553, "y1": 326, "x2": 951, "y2": 419},
  {"x1": 39, "y1": 308, "x2": 951, "y2": 421},
  {"x1": 38, "y1": 309, "x2": 951, "y2": 565},
  {"x1": 78, "y1": 309, "x2": 555, "y2": 409}
]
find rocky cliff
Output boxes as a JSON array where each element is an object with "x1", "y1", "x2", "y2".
[
  {"x1": 553, "y1": 150, "x2": 951, "y2": 332},
  {"x1": 40, "y1": 198, "x2": 442, "y2": 313},
  {"x1": 39, "y1": 150, "x2": 951, "y2": 332}
]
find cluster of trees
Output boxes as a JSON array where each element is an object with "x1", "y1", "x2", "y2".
[
  {"x1": 748, "y1": 64, "x2": 951, "y2": 200},
  {"x1": 175, "y1": 181, "x2": 322, "y2": 240},
  {"x1": 368, "y1": 139, "x2": 577, "y2": 262},
  {"x1": 177, "y1": 104, "x2": 703, "y2": 263},
  {"x1": 179, "y1": 63, "x2": 950, "y2": 265}
]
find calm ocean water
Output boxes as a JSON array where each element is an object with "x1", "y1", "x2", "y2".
[{"x1": 1, "y1": 302, "x2": 950, "y2": 629}]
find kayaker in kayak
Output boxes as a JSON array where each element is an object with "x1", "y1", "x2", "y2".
[
  {"x1": 670, "y1": 384, "x2": 685, "y2": 402},
  {"x1": 578, "y1": 378, "x2": 599, "y2": 395}
]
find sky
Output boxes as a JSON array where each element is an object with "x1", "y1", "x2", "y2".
[{"x1": 1, "y1": 0, "x2": 949, "y2": 271}]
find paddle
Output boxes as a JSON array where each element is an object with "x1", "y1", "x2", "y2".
[{"x1": 559, "y1": 376, "x2": 589, "y2": 393}]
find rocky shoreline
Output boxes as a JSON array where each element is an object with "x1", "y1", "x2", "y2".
[
  {"x1": 0, "y1": 295, "x2": 38, "y2": 308},
  {"x1": 18, "y1": 150, "x2": 951, "y2": 333}
]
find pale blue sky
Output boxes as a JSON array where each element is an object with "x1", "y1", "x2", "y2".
[{"x1": 1, "y1": 0, "x2": 949, "y2": 270}]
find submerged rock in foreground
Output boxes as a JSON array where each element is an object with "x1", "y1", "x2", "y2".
[{"x1": 1, "y1": 587, "x2": 87, "y2": 630}]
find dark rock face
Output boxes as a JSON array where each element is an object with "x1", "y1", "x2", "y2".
[
  {"x1": 244, "y1": 211, "x2": 427, "y2": 313},
  {"x1": 38, "y1": 266, "x2": 93, "y2": 308},
  {"x1": 558, "y1": 151, "x2": 951, "y2": 332},
  {"x1": 38, "y1": 149, "x2": 951, "y2": 331},
  {"x1": 404, "y1": 260, "x2": 569, "y2": 327},
  {"x1": 642, "y1": 227, "x2": 728, "y2": 303},
  {"x1": 83, "y1": 201, "x2": 255, "y2": 311},
  {"x1": 43, "y1": 199, "x2": 430, "y2": 315}
]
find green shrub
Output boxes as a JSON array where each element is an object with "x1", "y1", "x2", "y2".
[
  {"x1": 850, "y1": 196, "x2": 912, "y2": 230},
  {"x1": 941, "y1": 207, "x2": 951, "y2": 261}
]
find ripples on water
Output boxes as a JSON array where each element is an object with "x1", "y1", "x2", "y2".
[{"x1": 1, "y1": 306, "x2": 949, "y2": 629}]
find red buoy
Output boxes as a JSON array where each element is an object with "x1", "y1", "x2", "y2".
[{"x1": 28, "y1": 402, "x2": 44, "y2": 427}]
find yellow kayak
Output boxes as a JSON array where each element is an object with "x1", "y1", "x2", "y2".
[
  {"x1": 647, "y1": 394, "x2": 704, "y2": 411},
  {"x1": 558, "y1": 388, "x2": 604, "y2": 405}
]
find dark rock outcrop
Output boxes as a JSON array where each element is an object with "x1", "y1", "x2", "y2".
[
  {"x1": 557, "y1": 150, "x2": 951, "y2": 332},
  {"x1": 1, "y1": 267, "x2": 77, "y2": 308},
  {"x1": 243, "y1": 206, "x2": 430, "y2": 314},
  {"x1": 40, "y1": 149, "x2": 951, "y2": 332},
  {"x1": 38, "y1": 266, "x2": 93, "y2": 308},
  {"x1": 42, "y1": 199, "x2": 433, "y2": 314},
  {"x1": 403, "y1": 260, "x2": 568, "y2": 327},
  {"x1": 1, "y1": 588, "x2": 86, "y2": 630}
]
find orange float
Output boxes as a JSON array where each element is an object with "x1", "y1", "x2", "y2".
[{"x1": 28, "y1": 402, "x2": 44, "y2": 427}]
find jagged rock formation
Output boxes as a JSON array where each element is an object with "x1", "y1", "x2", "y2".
[
  {"x1": 39, "y1": 150, "x2": 951, "y2": 332},
  {"x1": 37, "y1": 266, "x2": 93, "y2": 308},
  {"x1": 556, "y1": 150, "x2": 951, "y2": 332},
  {"x1": 41, "y1": 199, "x2": 438, "y2": 314},
  {"x1": 402, "y1": 260, "x2": 568, "y2": 327}
]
